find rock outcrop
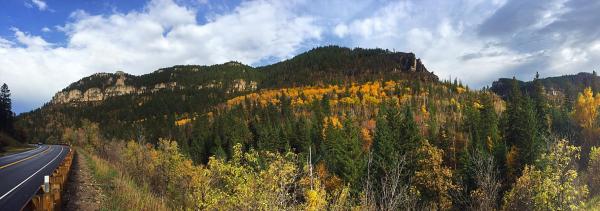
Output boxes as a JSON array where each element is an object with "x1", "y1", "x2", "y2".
[{"x1": 51, "y1": 71, "x2": 258, "y2": 104}]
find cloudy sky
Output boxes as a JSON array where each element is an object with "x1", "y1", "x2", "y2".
[{"x1": 1, "y1": 0, "x2": 599, "y2": 113}]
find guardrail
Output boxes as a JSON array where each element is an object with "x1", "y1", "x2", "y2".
[{"x1": 22, "y1": 147, "x2": 74, "y2": 211}]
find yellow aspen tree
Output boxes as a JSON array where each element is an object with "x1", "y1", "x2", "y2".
[{"x1": 573, "y1": 87, "x2": 600, "y2": 129}]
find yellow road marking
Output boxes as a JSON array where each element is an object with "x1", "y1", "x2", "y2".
[{"x1": 0, "y1": 147, "x2": 51, "y2": 170}]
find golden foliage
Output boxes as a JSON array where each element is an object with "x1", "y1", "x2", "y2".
[
  {"x1": 573, "y1": 87, "x2": 600, "y2": 129},
  {"x1": 225, "y1": 80, "x2": 413, "y2": 110},
  {"x1": 588, "y1": 147, "x2": 600, "y2": 195},
  {"x1": 314, "y1": 162, "x2": 343, "y2": 192},
  {"x1": 503, "y1": 140, "x2": 588, "y2": 210},
  {"x1": 361, "y1": 127, "x2": 373, "y2": 151},
  {"x1": 506, "y1": 146, "x2": 519, "y2": 182},
  {"x1": 414, "y1": 140, "x2": 455, "y2": 210},
  {"x1": 175, "y1": 117, "x2": 192, "y2": 126}
]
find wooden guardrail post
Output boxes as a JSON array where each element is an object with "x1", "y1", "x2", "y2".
[{"x1": 22, "y1": 147, "x2": 75, "y2": 211}]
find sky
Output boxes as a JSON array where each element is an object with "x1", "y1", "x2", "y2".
[{"x1": 1, "y1": 0, "x2": 599, "y2": 114}]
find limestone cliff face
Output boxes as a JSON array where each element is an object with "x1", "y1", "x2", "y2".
[
  {"x1": 51, "y1": 71, "x2": 258, "y2": 104},
  {"x1": 230, "y1": 79, "x2": 258, "y2": 94},
  {"x1": 52, "y1": 82, "x2": 173, "y2": 104}
]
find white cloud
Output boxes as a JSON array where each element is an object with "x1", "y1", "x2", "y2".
[
  {"x1": 0, "y1": 38, "x2": 13, "y2": 48},
  {"x1": 29, "y1": 0, "x2": 48, "y2": 11},
  {"x1": 41, "y1": 27, "x2": 51, "y2": 33},
  {"x1": 330, "y1": 0, "x2": 522, "y2": 87},
  {"x1": 0, "y1": 0, "x2": 321, "y2": 113},
  {"x1": 10, "y1": 27, "x2": 51, "y2": 49},
  {"x1": 333, "y1": 24, "x2": 348, "y2": 37}
]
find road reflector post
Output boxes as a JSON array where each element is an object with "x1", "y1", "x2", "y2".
[{"x1": 43, "y1": 175, "x2": 50, "y2": 193}]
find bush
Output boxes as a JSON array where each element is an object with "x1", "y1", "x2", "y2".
[
  {"x1": 503, "y1": 140, "x2": 588, "y2": 210},
  {"x1": 588, "y1": 147, "x2": 600, "y2": 195}
]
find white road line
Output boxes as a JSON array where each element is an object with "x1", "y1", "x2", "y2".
[{"x1": 0, "y1": 146, "x2": 65, "y2": 200}]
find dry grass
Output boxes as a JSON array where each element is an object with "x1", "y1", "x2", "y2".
[
  {"x1": 0, "y1": 132, "x2": 34, "y2": 156},
  {"x1": 81, "y1": 149, "x2": 169, "y2": 211}
]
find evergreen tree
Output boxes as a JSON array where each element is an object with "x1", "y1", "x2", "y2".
[
  {"x1": 532, "y1": 72, "x2": 550, "y2": 135},
  {"x1": 218, "y1": 107, "x2": 253, "y2": 154},
  {"x1": 0, "y1": 83, "x2": 13, "y2": 133},
  {"x1": 504, "y1": 78, "x2": 542, "y2": 178},
  {"x1": 397, "y1": 105, "x2": 422, "y2": 162},
  {"x1": 290, "y1": 117, "x2": 312, "y2": 153},
  {"x1": 464, "y1": 104, "x2": 482, "y2": 151},
  {"x1": 479, "y1": 93, "x2": 500, "y2": 153},
  {"x1": 210, "y1": 135, "x2": 227, "y2": 159},
  {"x1": 190, "y1": 115, "x2": 210, "y2": 164},
  {"x1": 341, "y1": 115, "x2": 365, "y2": 191},
  {"x1": 373, "y1": 104, "x2": 396, "y2": 176}
]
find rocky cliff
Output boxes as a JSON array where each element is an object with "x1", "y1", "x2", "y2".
[{"x1": 51, "y1": 71, "x2": 258, "y2": 104}]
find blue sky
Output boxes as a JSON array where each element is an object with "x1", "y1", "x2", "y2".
[{"x1": 1, "y1": 0, "x2": 599, "y2": 114}]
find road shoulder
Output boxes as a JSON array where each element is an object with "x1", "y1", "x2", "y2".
[{"x1": 62, "y1": 150, "x2": 104, "y2": 210}]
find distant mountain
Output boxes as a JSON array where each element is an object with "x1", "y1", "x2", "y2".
[
  {"x1": 259, "y1": 46, "x2": 437, "y2": 87},
  {"x1": 17, "y1": 46, "x2": 438, "y2": 143},
  {"x1": 490, "y1": 72, "x2": 600, "y2": 104}
]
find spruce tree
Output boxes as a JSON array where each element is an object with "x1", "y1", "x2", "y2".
[
  {"x1": 464, "y1": 104, "x2": 482, "y2": 151},
  {"x1": 398, "y1": 105, "x2": 422, "y2": 156},
  {"x1": 190, "y1": 115, "x2": 210, "y2": 164},
  {"x1": 505, "y1": 77, "x2": 523, "y2": 148},
  {"x1": 373, "y1": 104, "x2": 395, "y2": 176},
  {"x1": 504, "y1": 78, "x2": 541, "y2": 176},
  {"x1": 0, "y1": 83, "x2": 13, "y2": 133},
  {"x1": 532, "y1": 72, "x2": 550, "y2": 135},
  {"x1": 290, "y1": 117, "x2": 312, "y2": 153},
  {"x1": 479, "y1": 93, "x2": 500, "y2": 153},
  {"x1": 340, "y1": 115, "x2": 364, "y2": 190}
]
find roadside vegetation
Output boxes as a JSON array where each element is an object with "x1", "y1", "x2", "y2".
[
  {"x1": 79, "y1": 147, "x2": 169, "y2": 210},
  {"x1": 0, "y1": 132, "x2": 34, "y2": 156}
]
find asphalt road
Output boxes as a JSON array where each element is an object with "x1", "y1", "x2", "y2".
[{"x1": 0, "y1": 145, "x2": 69, "y2": 211}]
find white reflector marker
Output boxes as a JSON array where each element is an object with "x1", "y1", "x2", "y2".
[{"x1": 43, "y1": 176, "x2": 49, "y2": 193}]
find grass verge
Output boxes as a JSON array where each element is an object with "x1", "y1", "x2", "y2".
[
  {"x1": 0, "y1": 145, "x2": 36, "y2": 157},
  {"x1": 0, "y1": 132, "x2": 34, "y2": 156},
  {"x1": 79, "y1": 149, "x2": 169, "y2": 211}
]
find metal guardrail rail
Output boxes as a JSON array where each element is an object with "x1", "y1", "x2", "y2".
[{"x1": 21, "y1": 147, "x2": 74, "y2": 211}]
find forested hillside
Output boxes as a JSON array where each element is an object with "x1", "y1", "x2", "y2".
[
  {"x1": 17, "y1": 46, "x2": 436, "y2": 144},
  {"x1": 14, "y1": 46, "x2": 600, "y2": 210},
  {"x1": 491, "y1": 72, "x2": 600, "y2": 104}
]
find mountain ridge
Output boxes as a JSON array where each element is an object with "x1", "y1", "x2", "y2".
[
  {"x1": 50, "y1": 46, "x2": 437, "y2": 105},
  {"x1": 490, "y1": 72, "x2": 600, "y2": 103}
]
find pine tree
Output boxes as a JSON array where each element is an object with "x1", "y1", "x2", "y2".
[
  {"x1": 532, "y1": 72, "x2": 550, "y2": 135},
  {"x1": 339, "y1": 115, "x2": 364, "y2": 191},
  {"x1": 397, "y1": 105, "x2": 422, "y2": 163},
  {"x1": 373, "y1": 104, "x2": 395, "y2": 176},
  {"x1": 290, "y1": 117, "x2": 312, "y2": 153},
  {"x1": 464, "y1": 104, "x2": 482, "y2": 151},
  {"x1": 210, "y1": 135, "x2": 227, "y2": 159},
  {"x1": 323, "y1": 116, "x2": 349, "y2": 184},
  {"x1": 504, "y1": 78, "x2": 541, "y2": 179},
  {"x1": 190, "y1": 115, "x2": 210, "y2": 164},
  {"x1": 479, "y1": 93, "x2": 500, "y2": 153},
  {"x1": 0, "y1": 83, "x2": 13, "y2": 133}
]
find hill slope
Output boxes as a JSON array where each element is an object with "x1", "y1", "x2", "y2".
[
  {"x1": 16, "y1": 46, "x2": 438, "y2": 143},
  {"x1": 490, "y1": 72, "x2": 600, "y2": 104}
]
